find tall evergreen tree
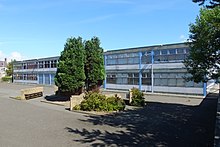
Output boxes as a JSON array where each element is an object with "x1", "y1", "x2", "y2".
[
  {"x1": 55, "y1": 37, "x2": 86, "y2": 95},
  {"x1": 85, "y1": 37, "x2": 105, "y2": 91}
]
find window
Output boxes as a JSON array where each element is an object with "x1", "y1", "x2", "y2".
[
  {"x1": 27, "y1": 74, "x2": 37, "y2": 81},
  {"x1": 44, "y1": 61, "x2": 50, "y2": 68},
  {"x1": 169, "y1": 49, "x2": 176, "y2": 54},
  {"x1": 107, "y1": 74, "x2": 116, "y2": 84},
  {"x1": 175, "y1": 54, "x2": 185, "y2": 60},
  {"x1": 154, "y1": 50, "x2": 160, "y2": 55},
  {"x1": 177, "y1": 48, "x2": 184, "y2": 54},
  {"x1": 107, "y1": 59, "x2": 116, "y2": 65},
  {"x1": 118, "y1": 58, "x2": 127, "y2": 64},
  {"x1": 128, "y1": 57, "x2": 139, "y2": 64},
  {"x1": 22, "y1": 63, "x2": 27, "y2": 69},
  {"x1": 39, "y1": 61, "x2": 43, "y2": 68},
  {"x1": 27, "y1": 62, "x2": 37, "y2": 69},
  {"x1": 51, "y1": 60, "x2": 57, "y2": 68},
  {"x1": 161, "y1": 50, "x2": 168, "y2": 55}
]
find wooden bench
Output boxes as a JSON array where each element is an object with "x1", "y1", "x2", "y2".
[{"x1": 20, "y1": 87, "x2": 43, "y2": 100}]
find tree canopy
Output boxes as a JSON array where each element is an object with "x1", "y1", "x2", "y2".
[
  {"x1": 55, "y1": 36, "x2": 105, "y2": 95},
  {"x1": 84, "y1": 37, "x2": 105, "y2": 91},
  {"x1": 184, "y1": 7, "x2": 220, "y2": 82},
  {"x1": 6, "y1": 60, "x2": 15, "y2": 76},
  {"x1": 55, "y1": 37, "x2": 86, "y2": 95},
  {"x1": 193, "y1": 0, "x2": 220, "y2": 8}
]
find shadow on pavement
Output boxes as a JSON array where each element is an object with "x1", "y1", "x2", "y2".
[
  {"x1": 44, "y1": 95, "x2": 70, "y2": 102},
  {"x1": 65, "y1": 93, "x2": 218, "y2": 147}
]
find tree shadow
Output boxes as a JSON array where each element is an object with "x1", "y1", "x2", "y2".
[
  {"x1": 44, "y1": 94, "x2": 70, "y2": 102},
  {"x1": 65, "y1": 93, "x2": 218, "y2": 146}
]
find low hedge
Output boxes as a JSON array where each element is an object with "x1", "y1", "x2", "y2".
[
  {"x1": 1, "y1": 76, "x2": 12, "y2": 82},
  {"x1": 74, "y1": 92, "x2": 125, "y2": 112}
]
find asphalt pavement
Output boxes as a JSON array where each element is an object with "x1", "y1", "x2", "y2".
[{"x1": 0, "y1": 82, "x2": 218, "y2": 147}]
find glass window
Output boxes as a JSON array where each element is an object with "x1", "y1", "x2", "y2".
[
  {"x1": 154, "y1": 79, "x2": 161, "y2": 86},
  {"x1": 44, "y1": 61, "x2": 50, "y2": 68},
  {"x1": 177, "y1": 48, "x2": 184, "y2": 54},
  {"x1": 176, "y1": 79, "x2": 185, "y2": 87},
  {"x1": 107, "y1": 59, "x2": 116, "y2": 65},
  {"x1": 154, "y1": 50, "x2": 160, "y2": 55},
  {"x1": 134, "y1": 73, "x2": 139, "y2": 77},
  {"x1": 118, "y1": 58, "x2": 127, "y2": 64},
  {"x1": 128, "y1": 78, "x2": 134, "y2": 85},
  {"x1": 128, "y1": 73, "x2": 133, "y2": 78},
  {"x1": 142, "y1": 78, "x2": 151, "y2": 85},
  {"x1": 176, "y1": 73, "x2": 185, "y2": 78},
  {"x1": 134, "y1": 78, "x2": 139, "y2": 85},
  {"x1": 129, "y1": 52, "x2": 139, "y2": 57},
  {"x1": 167, "y1": 73, "x2": 176, "y2": 78},
  {"x1": 161, "y1": 79, "x2": 168, "y2": 86},
  {"x1": 39, "y1": 61, "x2": 43, "y2": 68},
  {"x1": 169, "y1": 49, "x2": 176, "y2": 54},
  {"x1": 154, "y1": 56, "x2": 161, "y2": 62},
  {"x1": 154, "y1": 73, "x2": 160, "y2": 78},
  {"x1": 128, "y1": 57, "x2": 139, "y2": 64},
  {"x1": 168, "y1": 55, "x2": 176, "y2": 61},
  {"x1": 168, "y1": 79, "x2": 176, "y2": 86},
  {"x1": 185, "y1": 81, "x2": 194, "y2": 87},
  {"x1": 51, "y1": 74, "x2": 55, "y2": 85},
  {"x1": 161, "y1": 50, "x2": 168, "y2": 55},
  {"x1": 160, "y1": 56, "x2": 168, "y2": 62},
  {"x1": 175, "y1": 54, "x2": 185, "y2": 60}
]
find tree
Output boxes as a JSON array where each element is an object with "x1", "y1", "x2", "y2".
[
  {"x1": 54, "y1": 37, "x2": 86, "y2": 95},
  {"x1": 184, "y1": 7, "x2": 220, "y2": 83},
  {"x1": 193, "y1": 0, "x2": 220, "y2": 8},
  {"x1": 84, "y1": 37, "x2": 105, "y2": 91},
  {"x1": 6, "y1": 60, "x2": 16, "y2": 76}
]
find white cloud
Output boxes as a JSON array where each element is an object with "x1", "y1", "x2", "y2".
[
  {"x1": 180, "y1": 35, "x2": 188, "y2": 42},
  {"x1": 9, "y1": 51, "x2": 23, "y2": 61},
  {"x1": 0, "y1": 50, "x2": 24, "y2": 62}
]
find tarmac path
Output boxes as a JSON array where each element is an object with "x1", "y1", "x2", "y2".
[{"x1": 0, "y1": 83, "x2": 218, "y2": 147}]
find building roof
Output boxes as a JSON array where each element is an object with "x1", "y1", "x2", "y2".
[{"x1": 104, "y1": 42, "x2": 189, "y2": 55}]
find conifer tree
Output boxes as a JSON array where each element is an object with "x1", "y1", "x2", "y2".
[
  {"x1": 85, "y1": 37, "x2": 105, "y2": 91},
  {"x1": 55, "y1": 37, "x2": 86, "y2": 95}
]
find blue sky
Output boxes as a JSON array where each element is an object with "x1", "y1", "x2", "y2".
[{"x1": 0, "y1": 0, "x2": 200, "y2": 61}]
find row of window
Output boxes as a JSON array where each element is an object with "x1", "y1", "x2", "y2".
[
  {"x1": 13, "y1": 74, "x2": 56, "y2": 84},
  {"x1": 107, "y1": 48, "x2": 189, "y2": 59},
  {"x1": 106, "y1": 72, "x2": 203, "y2": 88},
  {"x1": 13, "y1": 74, "x2": 37, "y2": 81},
  {"x1": 14, "y1": 60, "x2": 58, "y2": 70},
  {"x1": 106, "y1": 49, "x2": 189, "y2": 65}
]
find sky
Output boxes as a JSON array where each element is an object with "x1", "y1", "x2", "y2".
[{"x1": 0, "y1": 0, "x2": 201, "y2": 61}]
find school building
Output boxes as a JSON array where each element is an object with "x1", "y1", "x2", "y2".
[{"x1": 13, "y1": 42, "x2": 208, "y2": 96}]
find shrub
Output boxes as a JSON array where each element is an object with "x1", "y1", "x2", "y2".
[
  {"x1": 130, "y1": 88, "x2": 145, "y2": 106},
  {"x1": 1, "y1": 76, "x2": 12, "y2": 82},
  {"x1": 77, "y1": 92, "x2": 125, "y2": 111},
  {"x1": 73, "y1": 105, "x2": 81, "y2": 110}
]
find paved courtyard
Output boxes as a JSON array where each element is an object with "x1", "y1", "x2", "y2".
[{"x1": 0, "y1": 83, "x2": 218, "y2": 146}]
